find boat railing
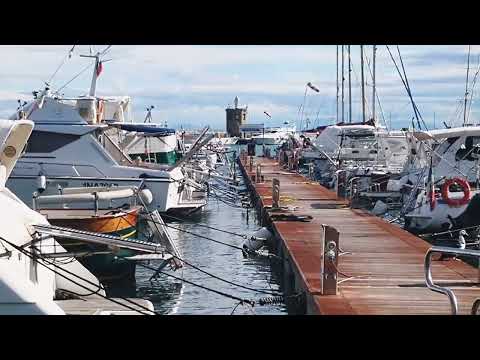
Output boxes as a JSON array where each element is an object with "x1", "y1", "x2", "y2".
[
  {"x1": 101, "y1": 132, "x2": 134, "y2": 166},
  {"x1": 33, "y1": 161, "x2": 107, "y2": 178},
  {"x1": 424, "y1": 246, "x2": 480, "y2": 315}
]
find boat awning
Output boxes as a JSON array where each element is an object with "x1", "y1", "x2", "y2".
[
  {"x1": 109, "y1": 123, "x2": 176, "y2": 135},
  {"x1": 412, "y1": 127, "x2": 480, "y2": 141}
]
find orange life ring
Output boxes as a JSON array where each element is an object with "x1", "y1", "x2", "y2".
[{"x1": 441, "y1": 177, "x2": 471, "y2": 207}]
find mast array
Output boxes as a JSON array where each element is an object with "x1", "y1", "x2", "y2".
[
  {"x1": 348, "y1": 45, "x2": 352, "y2": 123},
  {"x1": 361, "y1": 45, "x2": 366, "y2": 123},
  {"x1": 463, "y1": 45, "x2": 471, "y2": 126}
]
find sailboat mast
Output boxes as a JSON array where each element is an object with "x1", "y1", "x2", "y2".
[
  {"x1": 463, "y1": 45, "x2": 471, "y2": 126},
  {"x1": 89, "y1": 54, "x2": 100, "y2": 97},
  {"x1": 361, "y1": 45, "x2": 366, "y2": 123},
  {"x1": 372, "y1": 45, "x2": 377, "y2": 123},
  {"x1": 336, "y1": 45, "x2": 339, "y2": 124},
  {"x1": 348, "y1": 45, "x2": 352, "y2": 123},
  {"x1": 341, "y1": 45, "x2": 345, "y2": 122}
]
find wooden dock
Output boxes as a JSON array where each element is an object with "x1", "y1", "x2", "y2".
[
  {"x1": 56, "y1": 295, "x2": 155, "y2": 315},
  {"x1": 239, "y1": 155, "x2": 480, "y2": 315}
]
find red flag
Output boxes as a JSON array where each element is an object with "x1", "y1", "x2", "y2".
[{"x1": 96, "y1": 61, "x2": 103, "y2": 77}]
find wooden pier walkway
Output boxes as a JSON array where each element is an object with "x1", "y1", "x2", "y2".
[{"x1": 239, "y1": 155, "x2": 480, "y2": 315}]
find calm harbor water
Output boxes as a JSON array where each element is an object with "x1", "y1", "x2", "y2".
[{"x1": 135, "y1": 144, "x2": 287, "y2": 315}]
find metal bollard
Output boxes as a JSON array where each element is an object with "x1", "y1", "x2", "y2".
[
  {"x1": 321, "y1": 224, "x2": 339, "y2": 295},
  {"x1": 256, "y1": 164, "x2": 261, "y2": 183},
  {"x1": 335, "y1": 170, "x2": 347, "y2": 199},
  {"x1": 272, "y1": 178, "x2": 280, "y2": 209}
]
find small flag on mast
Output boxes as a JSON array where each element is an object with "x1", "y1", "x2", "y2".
[{"x1": 96, "y1": 61, "x2": 103, "y2": 77}]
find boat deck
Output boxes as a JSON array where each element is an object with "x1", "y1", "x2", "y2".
[{"x1": 240, "y1": 156, "x2": 480, "y2": 315}]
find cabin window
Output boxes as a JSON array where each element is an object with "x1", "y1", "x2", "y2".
[
  {"x1": 455, "y1": 136, "x2": 480, "y2": 161},
  {"x1": 74, "y1": 165, "x2": 104, "y2": 177},
  {"x1": 25, "y1": 131, "x2": 79, "y2": 153},
  {"x1": 42, "y1": 163, "x2": 78, "y2": 176}
]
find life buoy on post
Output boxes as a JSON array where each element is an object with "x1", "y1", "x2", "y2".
[{"x1": 441, "y1": 177, "x2": 471, "y2": 207}]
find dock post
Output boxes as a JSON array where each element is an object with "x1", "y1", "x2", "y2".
[
  {"x1": 256, "y1": 164, "x2": 261, "y2": 183},
  {"x1": 249, "y1": 156, "x2": 253, "y2": 172},
  {"x1": 321, "y1": 224, "x2": 339, "y2": 295},
  {"x1": 335, "y1": 170, "x2": 347, "y2": 198},
  {"x1": 308, "y1": 162, "x2": 314, "y2": 179},
  {"x1": 272, "y1": 178, "x2": 280, "y2": 209}
]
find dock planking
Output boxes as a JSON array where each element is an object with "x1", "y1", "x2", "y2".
[{"x1": 240, "y1": 156, "x2": 480, "y2": 315}]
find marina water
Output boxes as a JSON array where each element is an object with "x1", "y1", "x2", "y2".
[{"x1": 135, "y1": 145, "x2": 286, "y2": 314}]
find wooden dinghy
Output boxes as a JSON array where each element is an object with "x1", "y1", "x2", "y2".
[{"x1": 38, "y1": 206, "x2": 142, "y2": 289}]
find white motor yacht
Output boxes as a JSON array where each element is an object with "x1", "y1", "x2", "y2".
[{"x1": 0, "y1": 119, "x2": 104, "y2": 315}]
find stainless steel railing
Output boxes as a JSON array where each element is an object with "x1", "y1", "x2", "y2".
[{"x1": 424, "y1": 246, "x2": 480, "y2": 315}]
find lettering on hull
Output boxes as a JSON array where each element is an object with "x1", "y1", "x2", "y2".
[{"x1": 82, "y1": 182, "x2": 119, "y2": 188}]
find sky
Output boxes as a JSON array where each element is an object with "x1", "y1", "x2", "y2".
[{"x1": 0, "y1": 45, "x2": 478, "y2": 131}]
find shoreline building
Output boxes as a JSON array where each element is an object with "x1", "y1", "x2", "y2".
[{"x1": 225, "y1": 96, "x2": 247, "y2": 137}]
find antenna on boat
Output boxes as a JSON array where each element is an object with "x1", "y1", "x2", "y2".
[
  {"x1": 80, "y1": 45, "x2": 112, "y2": 97},
  {"x1": 463, "y1": 45, "x2": 471, "y2": 127},
  {"x1": 144, "y1": 105, "x2": 154, "y2": 123}
]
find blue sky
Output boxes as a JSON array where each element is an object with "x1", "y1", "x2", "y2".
[{"x1": 0, "y1": 45, "x2": 477, "y2": 130}]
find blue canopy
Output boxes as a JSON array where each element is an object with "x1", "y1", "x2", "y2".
[{"x1": 110, "y1": 123, "x2": 176, "y2": 135}]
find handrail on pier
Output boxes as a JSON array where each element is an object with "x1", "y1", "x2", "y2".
[{"x1": 424, "y1": 246, "x2": 480, "y2": 315}]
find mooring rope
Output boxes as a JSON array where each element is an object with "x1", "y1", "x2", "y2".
[{"x1": 0, "y1": 236, "x2": 158, "y2": 315}]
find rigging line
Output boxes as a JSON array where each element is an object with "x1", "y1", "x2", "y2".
[
  {"x1": 447, "y1": 99, "x2": 464, "y2": 128},
  {"x1": 385, "y1": 45, "x2": 424, "y2": 130},
  {"x1": 0, "y1": 236, "x2": 156, "y2": 315},
  {"x1": 463, "y1": 45, "x2": 472, "y2": 126},
  {"x1": 363, "y1": 51, "x2": 389, "y2": 130},
  {"x1": 466, "y1": 56, "x2": 480, "y2": 125},
  {"x1": 134, "y1": 217, "x2": 282, "y2": 295},
  {"x1": 47, "y1": 45, "x2": 75, "y2": 86},
  {"x1": 148, "y1": 263, "x2": 255, "y2": 306},
  {"x1": 142, "y1": 217, "x2": 245, "y2": 251},
  {"x1": 396, "y1": 45, "x2": 428, "y2": 130},
  {"x1": 55, "y1": 62, "x2": 95, "y2": 94},
  {"x1": 165, "y1": 251, "x2": 282, "y2": 296}
]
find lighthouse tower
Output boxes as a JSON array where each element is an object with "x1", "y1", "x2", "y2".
[{"x1": 225, "y1": 96, "x2": 247, "y2": 137}]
